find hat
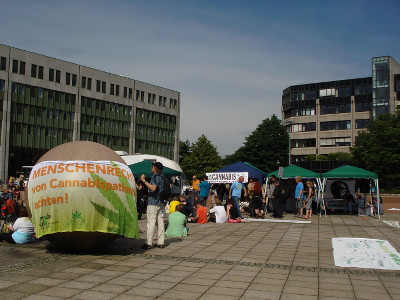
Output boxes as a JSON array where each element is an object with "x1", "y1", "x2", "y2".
[{"x1": 152, "y1": 161, "x2": 164, "y2": 171}]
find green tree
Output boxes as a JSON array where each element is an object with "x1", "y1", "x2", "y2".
[
  {"x1": 227, "y1": 115, "x2": 288, "y2": 173},
  {"x1": 179, "y1": 140, "x2": 191, "y2": 164},
  {"x1": 351, "y1": 112, "x2": 400, "y2": 182},
  {"x1": 181, "y1": 134, "x2": 222, "y2": 179}
]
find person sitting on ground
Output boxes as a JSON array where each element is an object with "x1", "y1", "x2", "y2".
[
  {"x1": 169, "y1": 196, "x2": 181, "y2": 214},
  {"x1": 343, "y1": 190, "x2": 355, "y2": 215},
  {"x1": 192, "y1": 201, "x2": 208, "y2": 223},
  {"x1": 0, "y1": 207, "x2": 34, "y2": 244},
  {"x1": 179, "y1": 194, "x2": 193, "y2": 217},
  {"x1": 165, "y1": 205, "x2": 188, "y2": 237},
  {"x1": 225, "y1": 198, "x2": 246, "y2": 223},
  {"x1": 209, "y1": 200, "x2": 227, "y2": 223}
]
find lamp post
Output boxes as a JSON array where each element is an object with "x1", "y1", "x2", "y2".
[{"x1": 283, "y1": 119, "x2": 294, "y2": 165}]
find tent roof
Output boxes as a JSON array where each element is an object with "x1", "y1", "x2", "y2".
[
  {"x1": 268, "y1": 165, "x2": 320, "y2": 178},
  {"x1": 215, "y1": 162, "x2": 267, "y2": 175},
  {"x1": 321, "y1": 165, "x2": 378, "y2": 179},
  {"x1": 128, "y1": 160, "x2": 182, "y2": 178},
  {"x1": 121, "y1": 154, "x2": 183, "y2": 173}
]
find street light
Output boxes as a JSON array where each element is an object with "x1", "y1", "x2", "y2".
[{"x1": 283, "y1": 119, "x2": 294, "y2": 165}]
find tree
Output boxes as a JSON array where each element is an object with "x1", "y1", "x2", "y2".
[
  {"x1": 179, "y1": 140, "x2": 191, "y2": 164},
  {"x1": 181, "y1": 135, "x2": 222, "y2": 179},
  {"x1": 227, "y1": 115, "x2": 289, "y2": 173},
  {"x1": 351, "y1": 112, "x2": 400, "y2": 183}
]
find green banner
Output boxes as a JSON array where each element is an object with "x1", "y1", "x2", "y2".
[{"x1": 28, "y1": 160, "x2": 139, "y2": 238}]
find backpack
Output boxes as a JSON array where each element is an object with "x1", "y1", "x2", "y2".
[{"x1": 156, "y1": 174, "x2": 171, "y2": 201}]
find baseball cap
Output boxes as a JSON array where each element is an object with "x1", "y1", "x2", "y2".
[{"x1": 152, "y1": 161, "x2": 164, "y2": 170}]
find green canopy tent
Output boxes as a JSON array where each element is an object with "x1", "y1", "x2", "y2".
[
  {"x1": 267, "y1": 165, "x2": 322, "y2": 214},
  {"x1": 321, "y1": 165, "x2": 380, "y2": 218},
  {"x1": 268, "y1": 165, "x2": 320, "y2": 179},
  {"x1": 128, "y1": 160, "x2": 182, "y2": 178}
]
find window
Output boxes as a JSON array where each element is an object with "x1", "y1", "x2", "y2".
[
  {"x1": 116, "y1": 85, "x2": 119, "y2": 96},
  {"x1": 66, "y1": 73, "x2": 71, "y2": 85},
  {"x1": 102, "y1": 81, "x2": 106, "y2": 93},
  {"x1": 12, "y1": 60, "x2": 18, "y2": 73},
  {"x1": 49, "y1": 68, "x2": 54, "y2": 81},
  {"x1": 0, "y1": 79, "x2": 5, "y2": 91},
  {"x1": 56, "y1": 70, "x2": 61, "y2": 83},
  {"x1": 81, "y1": 76, "x2": 87, "y2": 89},
  {"x1": 19, "y1": 61, "x2": 26, "y2": 75},
  {"x1": 356, "y1": 119, "x2": 369, "y2": 129},
  {"x1": 87, "y1": 78, "x2": 92, "y2": 90},
  {"x1": 128, "y1": 88, "x2": 133, "y2": 99},
  {"x1": 124, "y1": 87, "x2": 127, "y2": 98},
  {"x1": 72, "y1": 74, "x2": 77, "y2": 86},
  {"x1": 355, "y1": 85, "x2": 372, "y2": 95},
  {"x1": 320, "y1": 137, "x2": 351, "y2": 147},
  {"x1": 289, "y1": 122, "x2": 316, "y2": 133},
  {"x1": 320, "y1": 88, "x2": 336, "y2": 97},
  {"x1": 96, "y1": 80, "x2": 101, "y2": 92},
  {"x1": 338, "y1": 87, "x2": 351, "y2": 97},
  {"x1": 356, "y1": 102, "x2": 372, "y2": 112},
  {"x1": 31, "y1": 64, "x2": 37, "y2": 78},
  {"x1": 0, "y1": 57, "x2": 6, "y2": 70},
  {"x1": 291, "y1": 138, "x2": 316, "y2": 148},
  {"x1": 321, "y1": 104, "x2": 350, "y2": 114},
  {"x1": 110, "y1": 84, "x2": 114, "y2": 95},
  {"x1": 320, "y1": 120, "x2": 351, "y2": 131},
  {"x1": 38, "y1": 66, "x2": 44, "y2": 79}
]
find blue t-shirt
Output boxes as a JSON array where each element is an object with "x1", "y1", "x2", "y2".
[
  {"x1": 148, "y1": 173, "x2": 163, "y2": 205},
  {"x1": 295, "y1": 182, "x2": 304, "y2": 199},
  {"x1": 199, "y1": 181, "x2": 211, "y2": 197},
  {"x1": 231, "y1": 181, "x2": 245, "y2": 198}
]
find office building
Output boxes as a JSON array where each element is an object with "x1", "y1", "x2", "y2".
[
  {"x1": 282, "y1": 56, "x2": 400, "y2": 163},
  {"x1": 0, "y1": 44, "x2": 180, "y2": 178}
]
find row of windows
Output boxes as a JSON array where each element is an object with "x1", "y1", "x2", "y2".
[
  {"x1": 81, "y1": 96, "x2": 132, "y2": 116},
  {"x1": 136, "y1": 108, "x2": 177, "y2": 125},
  {"x1": 289, "y1": 122, "x2": 316, "y2": 133},
  {"x1": 136, "y1": 89, "x2": 178, "y2": 109},
  {"x1": 291, "y1": 137, "x2": 352, "y2": 148},
  {"x1": 135, "y1": 139, "x2": 174, "y2": 153},
  {"x1": 13, "y1": 123, "x2": 72, "y2": 139},
  {"x1": 136, "y1": 124, "x2": 175, "y2": 138},
  {"x1": 320, "y1": 120, "x2": 351, "y2": 131},
  {"x1": 290, "y1": 85, "x2": 372, "y2": 102},
  {"x1": 81, "y1": 115, "x2": 130, "y2": 131},
  {"x1": 289, "y1": 119, "x2": 370, "y2": 133},
  {"x1": 80, "y1": 132, "x2": 129, "y2": 148},
  {"x1": 2, "y1": 59, "x2": 177, "y2": 107},
  {"x1": 14, "y1": 103, "x2": 74, "y2": 121},
  {"x1": 286, "y1": 101, "x2": 372, "y2": 118}
]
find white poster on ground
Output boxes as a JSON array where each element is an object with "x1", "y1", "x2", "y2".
[
  {"x1": 332, "y1": 238, "x2": 400, "y2": 270},
  {"x1": 206, "y1": 172, "x2": 248, "y2": 183}
]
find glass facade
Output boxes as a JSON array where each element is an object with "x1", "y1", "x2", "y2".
[{"x1": 372, "y1": 56, "x2": 390, "y2": 117}]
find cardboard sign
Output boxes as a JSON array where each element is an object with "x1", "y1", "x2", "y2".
[
  {"x1": 28, "y1": 160, "x2": 139, "y2": 238},
  {"x1": 206, "y1": 172, "x2": 249, "y2": 183}
]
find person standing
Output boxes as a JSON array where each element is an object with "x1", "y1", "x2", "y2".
[
  {"x1": 272, "y1": 180, "x2": 284, "y2": 218},
  {"x1": 140, "y1": 162, "x2": 165, "y2": 250},
  {"x1": 228, "y1": 176, "x2": 247, "y2": 218},
  {"x1": 191, "y1": 175, "x2": 200, "y2": 201},
  {"x1": 295, "y1": 176, "x2": 305, "y2": 217},
  {"x1": 199, "y1": 176, "x2": 211, "y2": 206},
  {"x1": 303, "y1": 180, "x2": 315, "y2": 219}
]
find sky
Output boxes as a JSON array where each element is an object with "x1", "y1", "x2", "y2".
[{"x1": 2, "y1": 0, "x2": 400, "y2": 156}]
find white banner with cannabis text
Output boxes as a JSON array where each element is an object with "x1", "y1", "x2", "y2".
[{"x1": 28, "y1": 160, "x2": 138, "y2": 238}]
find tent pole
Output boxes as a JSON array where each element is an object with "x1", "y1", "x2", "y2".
[{"x1": 376, "y1": 179, "x2": 380, "y2": 220}]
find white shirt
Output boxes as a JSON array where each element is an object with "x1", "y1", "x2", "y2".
[
  {"x1": 209, "y1": 206, "x2": 227, "y2": 223},
  {"x1": 12, "y1": 217, "x2": 34, "y2": 234}
]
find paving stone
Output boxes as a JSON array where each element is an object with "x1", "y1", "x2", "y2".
[
  {"x1": 207, "y1": 286, "x2": 245, "y2": 297},
  {"x1": 71, "y1": 290, "x2": 118, "y2": 300},
  {"x1": 58, "y1": 280, "x2": 99, "y2": 290},
  {"x1": 1, "y1": 291, "x2": 30, "y2": 300},
  {"x1": 29, "y1": 278, "x2": 67, "y2": 286},
  {"x1": 125, "y1": 286, "x2": 168, "y2": 297},
  {"x1": 90, "y1": 283, "x2": 131, "y2": 294},
  {"x1": 280, "y1": 293, "x2": 318, "y2": 300},
  {"x1": 241, "y1": 289, "x2": 281, "y2": 299},
  {"x1": 159, "y1": 289, "x2": 203, "y2": 299},
  {"x1": 0, "y1": 280, "x2": 17, "y2": 289},
  {"x1": 213, "y1": 280, "x2": 250, "y2": 290},
  {"x1": 137, "y1": 279, "x2": 177, "y2": 289},
  {"x1": 37, "y1": 287, "x2": 82, "y2": 298}
]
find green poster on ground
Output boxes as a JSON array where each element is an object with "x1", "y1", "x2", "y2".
[{"x1": 28, "y1": 160, "x2": 139, "y2": 239}]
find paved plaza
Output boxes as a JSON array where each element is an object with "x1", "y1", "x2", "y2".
[{"x1": 1, "y1": 212, "x2": 400, "y2": 300}]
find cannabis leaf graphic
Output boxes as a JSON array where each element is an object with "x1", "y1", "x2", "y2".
[{"x1": 89, "y1": 161, "x2": 138, "y2": 238}]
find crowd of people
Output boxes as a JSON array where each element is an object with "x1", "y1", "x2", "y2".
[{"x1": 0, "y1": 175, "x2": 35, "y2": 244}]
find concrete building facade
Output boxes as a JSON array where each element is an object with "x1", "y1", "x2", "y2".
[
  {"x1": 282, "y1": 56, "x2": 400, "y2": 163},
  {"x1": 0, "y1": 44, "x2": 180, "y2": 178}
]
